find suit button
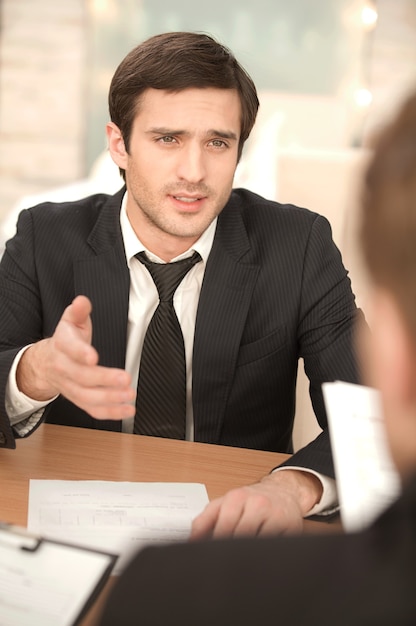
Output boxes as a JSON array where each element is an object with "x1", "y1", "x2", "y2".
[{"x1": 0, "y1": 432, "x2": 6, "y2": 445}]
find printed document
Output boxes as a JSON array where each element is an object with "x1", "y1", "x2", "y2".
[{"x1": 28, "y1": 481, "x2": 209, "y2": 575}]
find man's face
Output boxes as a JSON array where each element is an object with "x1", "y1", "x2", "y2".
[{"x1": 115, "y1": 87, "x2": 242, "y2": 259}]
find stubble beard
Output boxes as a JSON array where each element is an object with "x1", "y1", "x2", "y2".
[{"x1": 131, "y1": 183, "x2": 232, "y2": 241}]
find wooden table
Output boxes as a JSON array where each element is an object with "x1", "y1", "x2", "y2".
[{"x1": 0, "y1": 424, "x2": 337, "y2": 624}]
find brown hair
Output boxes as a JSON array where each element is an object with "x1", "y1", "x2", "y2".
[
  {"x1": 108, "y1": 31, "x2": 259, "y2": 168},
  {"x1": 361, "y1": 91, "x2": 416, "y2": 339}
]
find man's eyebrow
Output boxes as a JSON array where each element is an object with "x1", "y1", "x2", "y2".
[
  {"x1": 147, "y1": 127, "x2": 238, "y2": 141},
  {"x1": 207, "y1": 129, "x2": 238, "y2": 141},
  {"x1": 147, "y1": 127, "x2": 188, "y2": 136}
]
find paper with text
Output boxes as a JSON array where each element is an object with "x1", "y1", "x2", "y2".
[
  {"x1": 28, "y1": 481, "x2": 209, "y2": 574},
  {"x1": 0, "y1": 525, "x2": 115, "y2": 626},
  {"x1": 323, "y1": 381, "x2": 401, "y2": 532}
]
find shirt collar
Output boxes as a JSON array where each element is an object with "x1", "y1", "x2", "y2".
[{"x1": 120, "y1": 190, "x2": 217, "y2": 264}]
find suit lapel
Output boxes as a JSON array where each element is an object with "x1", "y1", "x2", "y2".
[
  {"x1": 193, "y1": 196, "x2": 259, "y2": 442},
  {"x1": 73, "y1": 188, "x2": 130, "y2": 370}
]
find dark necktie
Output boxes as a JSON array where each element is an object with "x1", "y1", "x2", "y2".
[{"x1": 134, "y1": 250, "x2": 202, "y2": 439}]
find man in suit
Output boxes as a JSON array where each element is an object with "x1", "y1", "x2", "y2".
[
  {"x1": 0, "y1": 32, "x2": 361, "y2": 531},
  {"x1": 98, "y1": 92, "x2": 416, "y2": 626}
]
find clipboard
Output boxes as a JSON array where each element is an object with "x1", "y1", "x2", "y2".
[{"x1": 0, "y1": 521, "x2": 117, "y2": 626}]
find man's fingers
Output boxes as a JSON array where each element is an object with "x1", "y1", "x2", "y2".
[
  {"x1": 62, "y1": 381, "x2": 136, "y2": 420},
  {"x1": 53, "y1": 332, "x2": 98, "y2": 366},
  {"x1": 53, "y1": 356, "x2": 131, "y2": 389},
  {"x1": 50, "y1": 295, "x2": 137, "y2": 421},
  {"x1": 224, "y1": 493, "x2": 274, "y2": 537},
  {"x1": 56, "y1": 363, "x2": 136, "y2": 421},
  {"x1": 63, "y1": 295, "x2": 92, "y2": 327},
  {"x1": 209, "y1": 492, "x2": 251, "y2": 538},
  {"x1": 259, "y1": 513, "x2": 303, "y2": 536},
  {"x1": 53, "y1": 296, "x2": 96, "y2": 365},
  {"x1": 190, "y1": 498, "x2": 223, "y2": 539},
  {"x1": 191, "y1": 491, "x2": 251, "y2": 539},
  {"x1": 55, "y1": 363, "x2": 134, "y2": 401},
  {"x1": 190, "y1": 481, "x2": 306, "y2": 540}
]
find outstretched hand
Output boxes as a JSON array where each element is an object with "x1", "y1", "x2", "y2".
[
  {"x1": 190, "y1": 469, "x2": 323, "y2": 539},
  {"x1": 16, "y1": 295, "x2": 136, "y2": 420}
]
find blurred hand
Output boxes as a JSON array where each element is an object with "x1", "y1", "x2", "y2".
[
  {"x1": 16, "y1": 295, "x2": 136, "y2": 420},
  {"x1": 191, "y1": 469, "x2": 323, "y2": 539}
]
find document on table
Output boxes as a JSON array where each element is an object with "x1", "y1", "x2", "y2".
[
  {"x1": 323, "y1": 381, "x2": 401, "y2": 531},
  {"x1": 0, "y1": 522, "x2": 116, "y2": 626},
  {"x1": 28, "y1": 481, "x2": 209, "y2": 574}
]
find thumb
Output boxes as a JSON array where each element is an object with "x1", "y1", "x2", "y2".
[{"x1": 64, "y1": 295, "x2": 93, "y2": 329}]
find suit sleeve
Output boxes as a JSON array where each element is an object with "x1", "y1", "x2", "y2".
[
  {"x1": 281, "y1": 213, "x2": 366, "y2": 476},
  {"x1": 0, "y1": 209, "x2": 45, "y2": 448}
]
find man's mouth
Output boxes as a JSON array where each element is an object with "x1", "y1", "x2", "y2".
[{"x1": 173, "y1": 196, "x2": 203, "y2": 203}]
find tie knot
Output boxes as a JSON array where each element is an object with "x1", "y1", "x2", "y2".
[{"x1": 136, "y1": 251, "x2": 201, "y2": 302}]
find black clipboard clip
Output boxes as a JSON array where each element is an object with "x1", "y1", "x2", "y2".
[{"x1": 0, "y1": 521, "x2": 42, "y2": 552}]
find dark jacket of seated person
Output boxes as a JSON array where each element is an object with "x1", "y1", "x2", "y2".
[{"x1": 98, "y1": 474, "x2": 416, "y2": 626}]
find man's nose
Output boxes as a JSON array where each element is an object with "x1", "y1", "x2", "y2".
[{"x1": 176, "y1": 144, "x2": 206, "y2": 183}]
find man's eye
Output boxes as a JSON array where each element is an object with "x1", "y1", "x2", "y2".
[
  {"x1": 158, "y1": 136, "x2": 176, "y2": 144},
  {"x1": 209, "y1": 139, "x2": 227, "y2": 148}
]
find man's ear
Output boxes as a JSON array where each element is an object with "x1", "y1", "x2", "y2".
[{"x1": 106, "y1": 122, "x2": 128, "y2": 170}]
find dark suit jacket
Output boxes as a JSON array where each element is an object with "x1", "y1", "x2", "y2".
[
  {"x1": 0, "y1": 187, "x2": 361, "y2": 475},
  {"x1": 98, "y1": 476, "x2": 416, "y2": 626}
]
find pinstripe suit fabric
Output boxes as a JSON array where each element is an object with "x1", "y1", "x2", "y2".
[{"x1": 0, "y1": 187, "x2": 362, "y2": 476}]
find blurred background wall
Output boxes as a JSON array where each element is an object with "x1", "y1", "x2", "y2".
[
  {"x1": 0, "y1": 0, "x2": 415, "y2": 448},
  {"x1": 1, "y1": 0, "x2": 415, "y2": 220}
]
